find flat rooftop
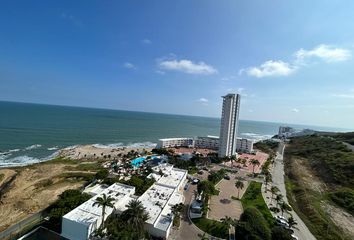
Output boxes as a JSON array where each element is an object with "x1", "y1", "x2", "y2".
[
  {"x1": 138, "y1": 184, "x2": 175, "y2": 225},
  {"x1": 158, "y1": 137, "x2": 192, "y2": 141},
  {"x1": 63, "y1": 183, "x2": 135, "y2": 225},
  {"x1": 158, "y1": 168, "x2": 187, "y2": 188}
]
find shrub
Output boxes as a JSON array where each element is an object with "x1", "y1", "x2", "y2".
[{"x1": 236, "y1": 207, "x2": 271, "y2": 240}]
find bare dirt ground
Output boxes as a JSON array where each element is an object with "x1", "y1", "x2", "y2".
[
  {"x1": 322, "y1": 202, "x2": 354, "y2": 238},
  {"x1": 0, "y1": 169, "x2": 16, "y2": 186},
  {"x1": 291, "y1": 157, "x2": 327, "y2": 193},
  {"x1": 0, "y1": 164, "x2": 86, "y2": 232},
  {"x1": 290, "y1": 156, "x2": 353, "y2": 239}
]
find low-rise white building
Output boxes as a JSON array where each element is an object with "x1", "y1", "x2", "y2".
[
  {"x1": 61, "y1": 183, "x2": 136, "y2": 240},
  {"x1": 236, "y1": 138, "x2": 254, "y2": 153},
  {"x1": 194, "y1": 135, "x2": 219, "y2": 150},
  {"x1": 156, "y1": 138, "x2": 194, "y2": 148},
  {"x1": 62, "y1": 166, "x2": 187, "y2": 240}
]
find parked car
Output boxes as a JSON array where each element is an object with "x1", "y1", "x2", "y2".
[
  {"x1": 291, "y1": 234, "x2": 298, "y2": 240},
  {"x1": 184, "y1": 183, "x2": 190, "y2": 191},
  {"x1": 276, "y1": 215, "x2": 287, "y2": 222},
  {"x1": 224, "y1": 175, "x2": 231, "y2": 180},
  {"x1": 275, "y1": 218, "x2": 289, "y2": 228},
  {"x1": 192, "y1": 178, "x2": 200, "y2": 184}
]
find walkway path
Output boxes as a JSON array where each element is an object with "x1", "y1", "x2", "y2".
[
  {"x1": 262, "y1": 143, "x2": 316, "y2": 240},
  {"x1": 169, "y1": 184, "x2": 204, "y2": 240}
]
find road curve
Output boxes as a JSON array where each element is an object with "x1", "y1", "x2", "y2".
[{"x1": 262, "y1": 143, "x2": 316, "y2": 240}]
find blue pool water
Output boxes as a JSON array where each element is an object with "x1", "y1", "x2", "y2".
[{"x1": 131, "y1": 155, "x2": 160, "y2": 167}]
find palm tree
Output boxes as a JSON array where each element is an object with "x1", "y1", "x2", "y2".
[
  {"x1": 92, "y1": 193, "x2": 115, "y2": 230},
  {"x1": 265, "y1": 174, "x2": 272, "y2": 190},
  {"x1": 275, "y1": 194, "x2": 283, "y2": 207},
  {"x1": 230, "y1": 155, "x2": 237, "y2": 167},
  {"x1": 287, "y1": 216, "x2": 298, "y2": 229},
  {"x1": 122, "y1": 199, "x2": 149, "y2": 238},
  {"x1": 235, "y1": 180, "x2": 244, "y2": 199},
  {"x1": 270, "y1": 186, "x2": 279, "y2": 203},
  {"x1": 171, "y1": 203, "x2": 184, "y2": 218},
  {"x1": 279, "y1": 201, "x2": 291, "y2": 216},
  {"x1": 241, "y1": 158, "x2": 247, "y2": 167},
  {"x1": 250, "y1": 159, "x2": 260, "y2": 175}
]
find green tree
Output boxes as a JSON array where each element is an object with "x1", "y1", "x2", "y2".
[
  {"x1": 279, "y1": 201, "x2": 291, "y2": 216},
  {"x1": 270, "y1": 186, "x2": 279, "y2": 203},
  {"x1": 95, "y1": 169, "x2": 109, "y2": 180},
  {"x1": 250, "y1": 159, "x2": 260, "y2": 175},
  {"x1": 265, "y1": 174, "x2": 272, "y2": 190},
  {"x1": 92, "y1": 193, "x2": 115, "y2": 230},
  {"x1": 236, "y1": 207, "x2": 271, "y2": 240},
  {"x1": 121, "y1": 199, "x2": 149, "y2": 238},
  {"x1": 230, "y1": 155, "x2": 237, "y2": 167},
  {"x1": 271, "y1": 226, "x2": 293, "y2": 240},
  {"x1": 275, "y1": 194, "x2": 283, "y2": 207},
  {"x1": 287, "y1": 216, "x2": 297, "y2": 229},
  {"x1": 235, "y1": 180, "x2": 245, "y2": 199},
  {"x1": 48, "y1": 190, "x2": 91, "y2": 231}
]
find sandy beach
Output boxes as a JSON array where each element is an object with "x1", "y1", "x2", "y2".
[{"x1": 58, "y1": 144, "x2": 153, "y2": 160}]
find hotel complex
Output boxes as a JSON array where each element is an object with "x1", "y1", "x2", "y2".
[
  {"x1": 61, "y1": 164, "x2": 187, "y2": 240},
  {"x1": 218, "y1": 94, "x2": 241, "y2": 157}
]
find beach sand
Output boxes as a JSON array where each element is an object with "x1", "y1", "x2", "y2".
[{"x1": 58, "y1": 144, "x2": 153, "y2": 160}]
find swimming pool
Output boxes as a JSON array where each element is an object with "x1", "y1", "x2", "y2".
[{"x1": 131, "y1": 155, "x2": 160, "y2": 167}]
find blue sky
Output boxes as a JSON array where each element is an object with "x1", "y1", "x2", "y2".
[{"x1": 1, "y1": 1, "x2": 354, "y2": 129}]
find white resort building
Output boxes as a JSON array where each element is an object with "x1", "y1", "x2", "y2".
[
  {"x1": 236, "y1": 138, "x2": 254, "y2": 153},
  {"x1": 218, "y1": 93, "x2": 241, "y2": 158},
  {"x1": 61, "y1": 183, "x2": 136, "y2": 240},
  {"x1": 194, "y1": 135, "x2": 219, "y2": 150},
  {"x1": 61, "y1": 165, "x2": 187, "y2": 240},
  {"x1": 156, "y1": 138, "x2": 194, "y2": 148}
]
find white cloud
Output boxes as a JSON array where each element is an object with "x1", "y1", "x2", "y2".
[
  {"x1": 123, "y1": 62, "x2": 136, "y2": 69},
  {"x1": 198, "y1": 98, "x2": 209, "y2": 103},
  {"x1": 158, "y1": 59, "x2": 217, "y2": 75},
  {"x1": 155, "y1": 70, "x2": 165, "y2": 75},
  {"x1": 142, "y1": 39, "x2": 152, "y2": 44},
  {"x1": 295, "y1": 44, "x2": 351, "y2": 62},
  {"x1": 332, "y1": 89, "x2": 354, "y2": 99},
  {"x1": 241, "y1": 44, "x2": 351, "y2": 78},
  {"x1": 246, "y1": 60, "x2": 296, "y2": 78},
  {"x1": 291, "y1": 108, "x2": 300, "y2": 113}
]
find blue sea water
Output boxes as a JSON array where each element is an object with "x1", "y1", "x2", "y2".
[{"x1": 0, "y1": 101, "x2": 350, "y2": 167}]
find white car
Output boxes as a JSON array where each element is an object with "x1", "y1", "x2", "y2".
[
  {"x1": 275, "y1": 218, "x2": 289, "y2": 227},
  {"x1": 291, "y1": 234, "x2": 299, "y2": 240},
  {"x1": 276, "y1": 215, "x2": 287, "y2": 222}
]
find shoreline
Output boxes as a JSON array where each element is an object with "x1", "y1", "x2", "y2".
[{"x1": 0, "y1": 143, "x2": 156, "y2": 169}]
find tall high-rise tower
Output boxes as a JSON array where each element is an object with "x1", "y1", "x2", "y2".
[{"x1": 218, "y1": 93, "x2": 241, "y2": 158}]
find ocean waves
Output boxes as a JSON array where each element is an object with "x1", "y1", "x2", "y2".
[
  {"x1": 92, "y1": 142, "x2": 157, "y2": 149},
  {"x1": 240, "y1": 132, "x2": 274, "y2": 141}
]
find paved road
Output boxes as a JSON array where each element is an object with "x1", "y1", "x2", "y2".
[
  {"x1": 262, "y1": 143, "x2": 316, "y2": 240},
  {"x1": 169, "y1": 183, "x2": 204, "y2": 240}
]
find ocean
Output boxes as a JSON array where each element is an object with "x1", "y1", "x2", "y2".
[{"x1": 0, "y1": 101, "x2": 350, "y2": 167}]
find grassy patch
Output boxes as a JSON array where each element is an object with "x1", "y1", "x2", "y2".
[
  {"x1": 284, "y1": 135, "x2": 353, "y2": 240},
  {"x1": 65, "y1": 162, "x2": 103, "y2": 172},
  {"x1": 44, "y1": 157, "x2": 77, "y2": 165},
  {"x1": 241, "y1": 181, "x2": 274, "y2": 225},
  {"x1": 327, "y1": 188, "x2": 354, "y2": 215},
  {"x1": 0, "y1": 173, "x2": 4, "y2": 182},
  {"x1": 192, "y1": 218, "x2": 228, "y2": 239},
  {"x1": 59, "y1": 172, "x2": 95, "y2": 182}
]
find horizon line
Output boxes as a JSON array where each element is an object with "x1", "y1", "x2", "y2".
[{"x1": 0, "y1": 99, "x2": 352, "y2": 132}]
